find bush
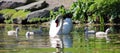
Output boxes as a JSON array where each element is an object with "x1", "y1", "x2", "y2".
[
  {"x1": 70, "y1": 0, "x2": 120, "y2": 24},
  {"x1": 50, "y1": 6, "x2": 69, "y2": 20}
]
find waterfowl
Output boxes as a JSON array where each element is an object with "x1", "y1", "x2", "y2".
[
  {"x1": 49, "y1": 14, "x2": 73, "y2": 52},
  {"x1": 8, "y1": 27, "x2": 19, "y2": 38},
  {"x1": 25, "y1": 27, "x2": 42, "y2": 39},
  {"x1": 95, "y1": 28, "x2": 110, "y2": 42},
  {"x1": 84, "y1": 26, "x2": 96, "y2": 41}
]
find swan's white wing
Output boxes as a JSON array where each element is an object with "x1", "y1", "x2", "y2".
[{"x1": 49, "y1": 20, "x2": 59, "y2": 37}]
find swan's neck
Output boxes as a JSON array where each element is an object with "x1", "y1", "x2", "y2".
[
  {"x1": 56, "y1": 18, "x2": 63, "y2": 31},
  {"x1": 59, "y1": 19, "x2": 63, "y2": 29},
  {"x1": 15, "y1": 28, "x2": 19, "y2": 37},
  {"x1": 105, "y1": 28, "x2": 109, "y2": 34}
]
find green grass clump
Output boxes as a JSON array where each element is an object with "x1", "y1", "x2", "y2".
[
  {"x1": 11, "y1": 10, "x2": 30, "y2": 20},
  {"x1": 0, "y1": 9, "x2": 31, "y2": 24},
  {"x1": 0, "y1": 9, "x2": 17, "y2": 19}
]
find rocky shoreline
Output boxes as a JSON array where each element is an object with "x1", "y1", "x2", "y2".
[{"x1": 0, "y1": 0, "x2": 76, "y2": 24}]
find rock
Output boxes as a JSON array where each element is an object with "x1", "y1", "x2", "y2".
[
  {"x1": 26, "y1": 9, "x2": 50, "y2": 21},
  {"x1": 0, "y1": 0, "x2": 26, "y2": 9},
  {"x1": 25, "y1": 2, "x2": 64, "y2": 24},
  {"x1": 0, "y1": 0, "x2": 27, "y2": 3},
  {"x1": 26, "y1": 5, "x2": 65, "y2": 22},
  {"x1": 15, "y1": 1, "x2": 49, "y2": 11}
]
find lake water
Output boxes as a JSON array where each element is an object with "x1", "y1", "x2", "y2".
[{"x1": 0, "y1": 24, "x2": 120, "y2": 53}]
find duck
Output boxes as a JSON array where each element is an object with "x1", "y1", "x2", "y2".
[{"x1": 49, "y1": 13, "x2": 73, "y2": 52}]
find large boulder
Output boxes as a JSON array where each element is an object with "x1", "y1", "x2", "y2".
[
  {"x1": 0, "y1": 0, "x2": 27, "y2": 9},
  {"x1": 26, "y1": 5, "x2": 65, "y2": 22},
  {"x1": 24, "y1": 0, "x2": 66, "y2": 23},
  {"x1": 15, "y1": 1, "x2": 49, "y2": 11},
  {"x1": 26, "y1": 9, "x2": 50, "y2": 21}
]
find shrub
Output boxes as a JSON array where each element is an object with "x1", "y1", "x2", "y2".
[{"x1": 70, "y1": 0, "x2": 120, "y2": 23}]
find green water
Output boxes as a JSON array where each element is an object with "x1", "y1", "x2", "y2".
[{"x1": 0, "y1": 24, "x2": 120, "y2": 53}]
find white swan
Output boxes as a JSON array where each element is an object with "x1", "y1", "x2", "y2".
[
  {"x1": 95, "y1": 28, "x2": 110, "y2": 42},
  {"x1": 49, "y1": 14, "x2": 73, "y2": 52},
  {"x1": 8, "y1": 27, "x2": 19, "y2": 38}
]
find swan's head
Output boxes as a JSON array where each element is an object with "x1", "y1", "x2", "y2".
[{"x1": 55, "y1": 14, "x2": 63, "y2": 27}]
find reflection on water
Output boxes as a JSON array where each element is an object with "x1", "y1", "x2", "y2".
[{"x1": 0, "y1": 24, "x2": 120, "y2": 53}]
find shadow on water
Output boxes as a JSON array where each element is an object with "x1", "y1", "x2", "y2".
[{"x1": 0, "y1": 24, "x2": 119, "y2": 53}]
